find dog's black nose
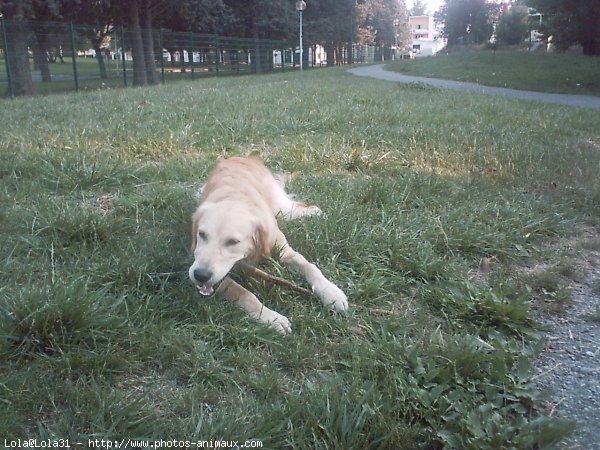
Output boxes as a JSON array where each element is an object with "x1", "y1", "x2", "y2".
[{"x1": 193, "y1": 268, "x2": 213, "y2": 284}]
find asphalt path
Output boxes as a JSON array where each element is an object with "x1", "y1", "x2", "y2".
[{"x1": 348, "y1": 64, "x2": 600, "y2": 110}]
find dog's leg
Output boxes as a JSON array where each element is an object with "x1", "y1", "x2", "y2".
[
  {"x1": 277, "y1": 234, "x2": 349, "y2": 312},
  {"x1": 280, "y1": 201, "x2": 322, "y2": 220},
  {"x1": 217, "y1": 277, "x2": 292, "y2": 335},
  {"x1": 271, "y1": 181, "x2": 322, "y2": 220}
]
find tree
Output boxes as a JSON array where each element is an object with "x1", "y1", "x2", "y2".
[
  {"x1": 410, "y1": 0, "x2": 428, "y2": 16},
  {"x1": 214, "y1": 0, "x2": 295, "y2": 72},
  {"x1": 495, "y1": 4, "x2": 528, "y2": 47},
  {"x1": 302, "y1": 0, "x2": 405, "y2": 65},
  {"x1": 0, "y1": 0, "x2": 106, "y2": 95},
  {"x1": 439, "y1": 0, "x2": 493, "y2": 46},
  {"x1": 0, "y1": 1, "x2": 35, "y2": 95},
  {"x1": 154, "y1": 0, "x2": 228, "y2": 34},
  {"x1": 528, "y1": 0, "x2": 600, "y2": 55},
  {"x1": 120, "y1": 0, "x2": 160, "y2": 86},
  {"x1": 126, "y1": 0, "x2": 147, "y2": 85},
  {"x1": 60, "y1": 0, "x2": 121, "y2": 80},
  {"x1": 303, "y1": 0, "x2": 356, "y2": 65},
  {"x1": 142, "y1": 0, "x2": 158, "y2": 84},
  {"x1": 357, "y1": 0, "x2": 404, "y2": 47},
  {"x1": 28, "y1": 1, "x2": 63, "y2": 83}
]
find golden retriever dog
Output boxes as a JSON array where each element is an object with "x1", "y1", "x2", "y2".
[{"x1": 189, "y1": 156, "x2": 348, "y2": 334}]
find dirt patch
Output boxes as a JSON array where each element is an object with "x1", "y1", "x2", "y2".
[{"x1": 86, "y1": 193, "x2": 115, "y2": 216}]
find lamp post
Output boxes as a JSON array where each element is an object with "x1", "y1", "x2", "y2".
[
  {"x1": 296, "y1": 1, "x2": 306, "y2": 71},
  {"x1": 393, "y1": 18, "x2": 399, "y2": 60}
]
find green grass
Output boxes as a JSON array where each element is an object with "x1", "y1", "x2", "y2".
[
  {"x1": 1, "y1": 57, "x2": 256, "y2": 96},
  {"x1": 387, "y1": 49, "x2": 600, "y2": 96},
  {"x1": 2, "y1": 65, "x2": 599, "y2": 448}
]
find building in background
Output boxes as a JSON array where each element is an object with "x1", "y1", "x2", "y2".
[{"x1": 408, "y1": 15, "x2": 446, "y2": 56}]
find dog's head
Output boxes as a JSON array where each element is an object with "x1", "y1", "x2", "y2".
[{"x1": 188, "y1": 201, "x2": 272, "y2": 296}]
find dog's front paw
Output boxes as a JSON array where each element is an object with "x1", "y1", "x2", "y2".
[
  {"x1": 305, "y1": 205, "x2": 322, "y2": 216},
  {"x1": 257, "y1": 307, "x2": 292, "y2": 335},
  {"x1": 314, "y1": 282, "x2": 349, "y2": 312}
]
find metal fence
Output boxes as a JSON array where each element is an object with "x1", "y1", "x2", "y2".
[{"x1": 0, "y1": 18, "x2": 393, "y2": 97}]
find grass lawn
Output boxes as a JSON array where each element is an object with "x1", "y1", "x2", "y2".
[
  {"x1": 386, "y1": 49, "x2": 600, "y2": 96},
  {"x1": 1, "y1": 57, "x2": 254, "y2": 96},
  {"x1": 1, "y1": 66, "x2": 599, "y2": 448}
]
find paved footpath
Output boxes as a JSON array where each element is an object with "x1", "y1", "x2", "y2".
[{"x1": 349, "y1": 64, "x2": 600, "y2": 110}]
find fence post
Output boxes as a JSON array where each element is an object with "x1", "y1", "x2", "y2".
[
  {"x1": 179, "y1": 35, "x2": 185, "y2": 75},
  {"x1": 159, "y1": 29, "x2": 165, "y2": 84},
  {"x1": 69, "y1": 23, "x2": 79, "y2": 92},
  {"x1": 214, "y1": 35, "x2": 219, "y2": 76},
  {"x1": 1, "y1": 16, "x2": 14, "y2": 98},
  {"x1": 189, "y1": 31, "x2": 194, "y2": 81},
  {"x1": 121, "y1": 26, "x2": 127, "y2": 86}
]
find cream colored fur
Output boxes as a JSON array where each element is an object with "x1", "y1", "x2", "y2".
[{"x1": 189, "y1": 156, "x2": 348, "y2": 334}]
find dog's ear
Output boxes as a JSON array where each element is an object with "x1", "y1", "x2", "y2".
[
  {"x1": 253, "y1": 222, "x2": 272, "y2": 258},
  {"x1": 190, "y1": 208, "x2": 204, "y2": 252}
]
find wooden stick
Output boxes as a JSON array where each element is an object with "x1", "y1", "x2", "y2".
[{"x1": 234, "y1": 261, "x2": 314, "y2": 297}]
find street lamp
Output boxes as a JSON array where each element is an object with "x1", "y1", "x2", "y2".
[{"x1": 296, "y1": 1, "x2": 306, "y2": 71}]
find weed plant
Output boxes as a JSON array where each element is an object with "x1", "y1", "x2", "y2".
[{"x1": 1, "y1": 66, "x2": 598, "y2": 447}]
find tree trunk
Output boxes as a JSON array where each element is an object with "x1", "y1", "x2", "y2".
[
  {"x1": 129, "y1": 0, "x2": 147, "y2": 86},
  {"x1": 93, "y1": 42, "x2": 108, "y2": 79},
  {"x1": 336, "y1": 45, "x2": 344, "y2": 65},
  {"x1": 252, "y1": 13, "x2": 261, "y2": 74},
  {"x1": 32, "y1": 31, "x2": 52, "y2": 82},
  {"x1": 4, "y1": 20, "x2": 34, "y2": 96},
  {"x1": 326, "y1": 41, "x2": 335, "y2": 67},
  {"x1": 142, "y1": 0, "x2": 158, "y2": 84}
]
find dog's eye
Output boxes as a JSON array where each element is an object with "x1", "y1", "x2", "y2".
[
  {"x1": 225, "y1": 238, "x2": 240, "y2": 247},
  {"x1": 198, "y1": 231, "x2": 207, "y2": 241}
]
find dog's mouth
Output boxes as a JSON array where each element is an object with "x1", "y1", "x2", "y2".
[
  {"x1": 196, "y1": 283, "x2": 215, "y2": 297},
  {"x1": 190, "y1": 265, "x2": 232, "y2": 298}
]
